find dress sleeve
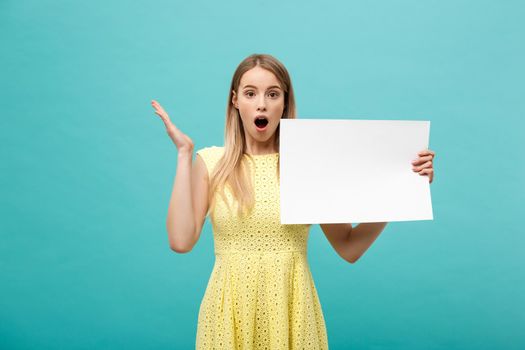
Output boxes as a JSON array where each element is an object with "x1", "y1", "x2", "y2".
[{"x1": 196, "y1": 146, "x2": 223, "y2": 179}]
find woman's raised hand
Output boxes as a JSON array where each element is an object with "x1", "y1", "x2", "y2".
[
  {"x1": 151, "y1": 99, "x2": 194, "y2": 154},
  {"x1": 412, "y1": 149, "x2": 435, "y2": 184}
]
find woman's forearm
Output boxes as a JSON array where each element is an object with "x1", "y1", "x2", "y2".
[
  {"x1": 166, "y1": 151, "x2": 196, "y2": 252},
  {"x1": 347, "y1": 222, "x2": 388, "y2": 262}
]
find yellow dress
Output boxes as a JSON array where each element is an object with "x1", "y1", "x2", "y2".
[{"x1": 195, "y1": 146, "x2": 329, "y2": 350}]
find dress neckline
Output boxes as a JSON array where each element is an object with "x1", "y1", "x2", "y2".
[{"x1": 244, "y1": 152, "x2": 279, "y2": 157}]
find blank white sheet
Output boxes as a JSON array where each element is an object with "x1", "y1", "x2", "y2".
[{"x1": 279, "y1": 119, "x2": 433, "y2": 224}]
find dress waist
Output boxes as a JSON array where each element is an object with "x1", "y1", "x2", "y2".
[{"x1": 215, "y1": 249, "x2": 307, "y2": 256}]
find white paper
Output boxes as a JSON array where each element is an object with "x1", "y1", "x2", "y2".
[{"x1": 279, "y1": 119, "x2": 433, "y2": 224}]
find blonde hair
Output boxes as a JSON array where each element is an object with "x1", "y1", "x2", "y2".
[{"x1": 207, "y1": 53, "x2": 296, "y2": 218}]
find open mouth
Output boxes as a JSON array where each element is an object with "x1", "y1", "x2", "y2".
[{"x1": 254, "y1": 117, "x2": 269, "y2": 130}]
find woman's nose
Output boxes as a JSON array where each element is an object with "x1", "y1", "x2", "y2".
[{"x1": 257, "y1": 96, "x2": 266, "y2": 110}]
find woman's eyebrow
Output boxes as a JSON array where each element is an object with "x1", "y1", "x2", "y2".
[{"x1": 242, "y1": 85, "x2": 282, "y2": 90}]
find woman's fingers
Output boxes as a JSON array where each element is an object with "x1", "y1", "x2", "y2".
[
  {"x1": 413, "y1": 160, "x2": 432, "y2": 172},
  {"x1": 409, "y1": 149, "x2": 435, "y2": 183},
  {"x1": 418, "y1": 149, "x2": 435, "y2": 157},
  {"x1": 150, "y1": 99, "x2": 194, "y2": 150},
  {"x1": 411, "y1": 155, "x2": 433, "y2": 165},
  {"x1": 151, "y1": 100, "x2": 178, "y2": 129},
  {"x1": 418, "y1": 168, "x2": 434, "y2": 183},
  {"x1": 151, "y1": 100, "x2": 168, "y2": 119},
  {"x1": 151, "y1": 100, "x2": 168, "y2": 116}
]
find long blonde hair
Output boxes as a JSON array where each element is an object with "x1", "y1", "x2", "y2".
[{"x1": 207, "y1": 53, "x2": 297, "y2": 218}]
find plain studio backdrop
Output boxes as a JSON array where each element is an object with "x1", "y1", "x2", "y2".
[{"x1": 1, "y1": 1, "x2": 523, "y2": 349}]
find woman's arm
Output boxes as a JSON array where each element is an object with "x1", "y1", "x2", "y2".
[
  {"x1": 345, "y1": 222, "x2": 387, "y2": 263},
  {"x1": 166, "y1": 151, "x2": 209, "y2": 253},
  {"x1": 320, "y1": 222, "x2": 386, "y2": 263},
  {"x1": 165, "y1": 151, "x2": 200, "y2": 252},
  {"x1": 151, "y1": 100, "x2": 209, "y2": 253}
]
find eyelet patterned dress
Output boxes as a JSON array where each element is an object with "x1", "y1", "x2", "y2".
[{"x1": 195, "y1": 146, "x2": 329, "y2": 350}]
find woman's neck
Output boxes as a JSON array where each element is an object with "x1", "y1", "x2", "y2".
[{"x1": 244, "y1": 138, "x2": 278, "y2": 155}]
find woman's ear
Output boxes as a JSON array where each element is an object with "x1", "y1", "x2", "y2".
[{"x1": 232, "y1": 90, "x2": 238, "y2": 109}]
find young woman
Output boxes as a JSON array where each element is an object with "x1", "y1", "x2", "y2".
[{"x1": 151, "y1": 53, "x2": 435, "y2": 349}]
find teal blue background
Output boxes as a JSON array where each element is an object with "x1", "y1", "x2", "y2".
[{"x1": 1, "y1": 0, "x2": 524, "y2": 349}]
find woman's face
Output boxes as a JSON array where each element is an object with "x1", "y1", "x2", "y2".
[{"x1": 232, "y1": 66, "x2": 285, "y2": 143}]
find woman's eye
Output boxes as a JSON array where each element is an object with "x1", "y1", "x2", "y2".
[{"x1": 245, "y1": 91, "x2": 279, "y2": 98}]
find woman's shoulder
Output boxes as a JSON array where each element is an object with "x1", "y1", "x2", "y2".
[
  {"x1": 195, "y1": 146, "x2": 225, "y2": 171},
  {"x1": 196, "y1": 145, "x2": 225, "y2": 157}
]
